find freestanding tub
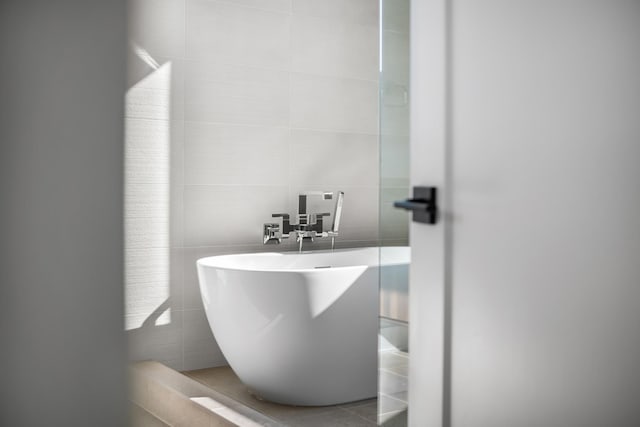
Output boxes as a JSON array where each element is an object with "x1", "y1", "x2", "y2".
[{"x1": 197, "y1": 246, "x2": 409, "y2": 406}]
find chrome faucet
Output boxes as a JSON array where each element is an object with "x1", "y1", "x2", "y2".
[{"x1": 263, "y1": 191, "x2": 344, "y2": 252}]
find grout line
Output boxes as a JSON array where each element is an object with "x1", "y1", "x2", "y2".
[
  {"x1": 124, "y1": 116, "x2": 174, "y2": 123},
  {"x1": 181, "y1": 56, "x2": 379, "y2": 84},
  {"x1": 182, "y1": 183, "x2": 379, "y2": 188},
  {"x1": 378, "y1": 392, "x2": 408, "y2": 406},
  {"x1": 379, "y1": 367, "x2": 409, "y2": 379},
  {"x1": 379, "y1": 348, "x2": 410, "y2": 357},
  {"x1": 125, "y1": 116, "x2": 184, "y2": 123},
  {"x1": 379, "y1": 368, "x2": 409, "y2": 381},
  {"x1": 206, "y1": 0, "x2": 294, "y2": 16},
  {"x1": 289, "y1": 126, "x2": 378, "y2": 137},
  {"x1": 182, "y1": 307, "x2": 205, "y2": 313},
  {"x1": 287, "y1": 8, "x2": 293, "y2": 217},
  {"x1": 381, "y1": 28, "x2": 411, "y2": 36},
  {"x1": 181, "y1": 118, "x2": 380, "y2": 137},
  {"x1": 179, "y1": 1, "x2": 188, "y2": 372},
  {"x1": 338, "y1": 407, "x2": 378, "y2": 425},
  {"x1": 379, "y1": 409, "x2": 408, "y2": 418},
  {"x1": 183, "y1": 121, "x2": 290, "y2": 129},
  {"x1": 289, "y1": 70, "x2": 379, "y2": 85},
  {"x1": 339, "y1": 403, "x2": 378, "y2": 424}
]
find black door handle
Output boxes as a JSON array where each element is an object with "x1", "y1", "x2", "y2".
[{"x1": 393, "y1": 186, "x2": 438, "y2": 224}]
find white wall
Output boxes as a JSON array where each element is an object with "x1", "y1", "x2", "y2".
[
  {"x1": 449, "y1": 1, "x2": 640, "y2": 425},
  {"x1": 0, "y1": 1, "x2": 127, "y2": 425},
  {"x1": 126, "y1": 0, "x2": 391, "y2": 371},
  {"x1": 410, "y1": 0, "x2": 640, "y2": 426}
]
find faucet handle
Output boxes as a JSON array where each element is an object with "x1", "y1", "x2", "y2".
[
  {"x1": 263, "y1": 223, "x2": 282, "y2": 244},
  {"x1": 312, "y1": 212, "x2": 331, "y2": 231},
  {"x1": 272, "y1": 213, "x2": 290, "y2": 219},
  {"x1": 271, "y1": 213, "x2": 292, "y2": 235}
]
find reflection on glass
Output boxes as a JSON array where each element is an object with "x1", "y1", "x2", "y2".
[{"x1": 378, "y1": 0, "x2": 410, "y2": 425}]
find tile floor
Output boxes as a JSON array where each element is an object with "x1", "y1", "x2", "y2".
[
  {"x1": 184, "y1": 366, "x2": 377, "y2": 426},
  {"x1": 183, "y1": 348, "x2": 408, "y2": 427},
  {"x1": 131, "y1": 360, "x2": 278, "y2": 426},
  {"x1": 378, "y1": 349, "x2": 409, "y2": 424}
]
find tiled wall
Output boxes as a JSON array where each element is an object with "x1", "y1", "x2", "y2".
[
  {"x1": 126, "y1": 0, "x2": 389, "y2": 371},
  {"x1": 380, "y1": 0, "x2": 410, "y2": 243}
]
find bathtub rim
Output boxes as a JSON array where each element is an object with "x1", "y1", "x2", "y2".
[{"x1": 196, "y1": 246, "x2": 409, "y2": 274}]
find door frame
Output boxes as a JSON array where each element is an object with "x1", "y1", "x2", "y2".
[{"x1": 408, "y1": 0, "x2": 450, "y2": 426}]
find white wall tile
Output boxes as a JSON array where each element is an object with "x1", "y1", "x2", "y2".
[
  {"x1": 290, "y1": 129, "x2": 378, "y2": 186},
  {"x1": 184, "y1": 352, "x2": 227, "y2": 371},
  {"x1": 183, "y1": 247, "x2": 213, "y2": 311},
  {"x1": 126, "y1": 247, "x2": 171, "y2": 284},
  {"x1": 127, "y1": 57, "x2": 185, "y2": 121},
  {"x1": 292, "y1": 0, "x2": 379, "y2": 27},
  {"x1": 128, "y1": 0, "x2": 185, "y2": 58},
  {"x1": 380, "y1": 134, "x2": 410, "y2": 186},
  {"x1": 169, "y1": 248, "x2": 185, "y2": 312},
  {"x1": 126, "y1": 118, "x2": 171, "y2": 159},
  {"x1": 184, "y1": 61, "x2": 289, "y2": 125},
  {"x1": 125, "y1": 157, "x2": 169, "y2": 185},
  {"x1": 292, "y1": 15, "x2": 378, "y2": 81},
  {"x1": 125, "y1": 284, "x2": 170, "y2": 319},
  {"x1": 335, "y1": 187, "x2": 379, "y2": 242},
  {"x1": 183, "y1": 252, "x2": 205, "y2": 312},
  {"x1": 126, "y1": 61, "x2": 183, "y2": 121},
  {"x1": 128, "y1": 0, "x2": 384, "y2": 371},
  {"x1": 125, "y1": 181, "x2": 184, "y2": 248},
  {"x1": 127, "y1": 310, "x2": 184, "y2": 370},
  {"x1": 186, "y1": 0, "x2": 290, "y2": 69},
  {"x1": 211, "y1": 0, "x2": 291, "y2": 13},
  {"x1": 170, "y1": 186, "x2": 185, "y2": 249},
  {"x1": 125, "y1": 118, "x2": 182, "y2": 189},
  {"x1": 290, "y1": 73, "x2": 378, "y2": 133},
  {"x1": 183, "y1": 185, "x2": 290, "y2": 247},
  {"x1": 382, "y1": 30, "x2": 410, "y2": 86},
  {"x1": 381, "y1": 0, "x2": 410, "y2": 33},
  {"x1": 125, "y1": 183, "x2": 170, "y2": 218},
  {"x1": 380, "y1": 104, "x2": 409, "y2": 137},
  {"x1": 380, "y1": 187, "x2": 409, "y2": 241},
  {"x1": 184, "y1": 122, "x2": 289, "y2": 185},
  {"x1": 126, "y1": 217, "x2": 171, "y2": 249},
  {"x1": 125, "y1": 160, "x2": 170, "y2": 186},
  {"x1": 125, "y1": 247, "x2": 183, "y2": 327},
  {"x1": 380, "y1": 187, "x2": 411, "y2": 205},
  {"x1": 380, "y1": 31, "x2": 410, "y2": 140},
  {"x1": 169, "y1": 122, "x2": 185, "y2": 248},
  {"x1": 183, "y1": 310, "x2": 216, "y2": 354}
]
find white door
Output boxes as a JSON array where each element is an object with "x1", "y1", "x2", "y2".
[{"x1": 409, "y1": 1, "x2": 640, "y2": 426}]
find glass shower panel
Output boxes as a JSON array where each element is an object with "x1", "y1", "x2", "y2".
[{"x1": 378, "y1": 0, "x2": 410, "y2": 425}]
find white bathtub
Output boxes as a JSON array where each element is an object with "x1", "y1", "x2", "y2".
[{"x1": 197, "y1": 246, "x2": 409, "y2": 406}]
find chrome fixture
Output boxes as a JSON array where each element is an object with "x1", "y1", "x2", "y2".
[{"x1": 263, "y1": 191, "x2": 344, "y2": 252}]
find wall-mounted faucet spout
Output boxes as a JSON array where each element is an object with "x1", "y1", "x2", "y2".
[{"x1": 263, "y1": 191, "x2": 344, "y2": 252}]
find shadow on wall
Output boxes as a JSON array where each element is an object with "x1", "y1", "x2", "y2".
[
  {"x1": 124, "y1": 296, "x2": 189, "y2": 371},
  {"x1": 127, "y1": 298, "x2": 173, "y2": 361}
]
